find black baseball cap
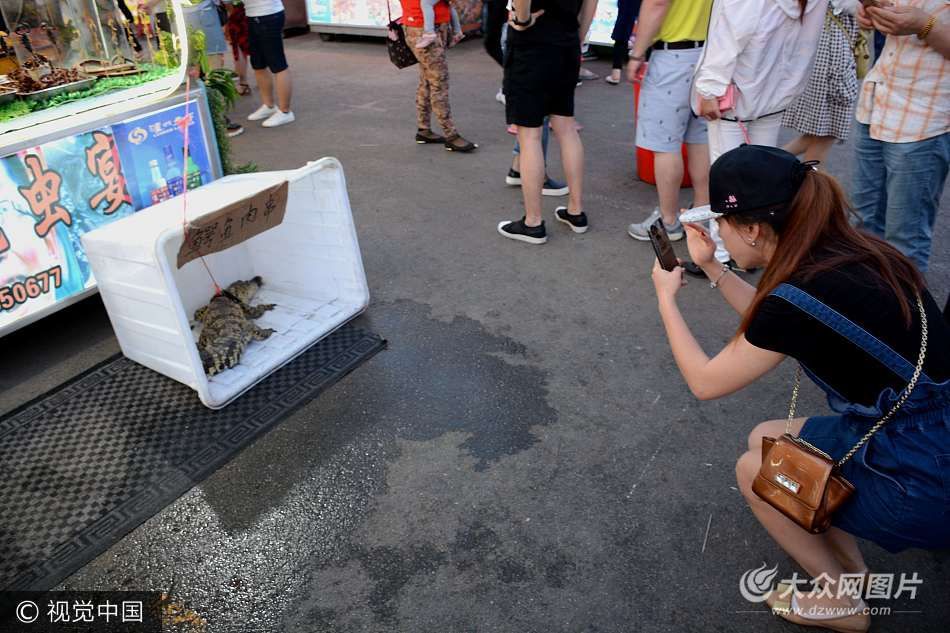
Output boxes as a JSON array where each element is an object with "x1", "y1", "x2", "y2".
[{"x1": 680, "y1": 145, "x2": 815, "y2": 223}]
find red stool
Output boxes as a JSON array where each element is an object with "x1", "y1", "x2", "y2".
[{"x1": 633, "y1": 82, "x2": 692, "y2": 188}]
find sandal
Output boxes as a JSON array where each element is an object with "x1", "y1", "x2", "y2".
[
  {"x1": 444, "y1": 134, "x2": 478, "y2": 153},
  {"x1": 415, "y1": 129, "x2": 445, "y2": 144},
  {"x1": 238, "y1": 82, "x2": 251, "y2": 96},
  {"x1": 766, "y1": 583, "x2": 870, "y2": 633}
]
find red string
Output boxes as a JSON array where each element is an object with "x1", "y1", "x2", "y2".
[{"x1": 179, "y1": 71, "x2": 222, "y2": 296}]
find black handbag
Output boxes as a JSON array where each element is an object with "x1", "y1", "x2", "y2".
[{"x1": 386, "y1": 1, "x2": 418, "y2": 69}]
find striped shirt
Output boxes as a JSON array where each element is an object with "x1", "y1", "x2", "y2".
[{"x1": 855, "y1": 0, "x2": 950, "y2": 143}]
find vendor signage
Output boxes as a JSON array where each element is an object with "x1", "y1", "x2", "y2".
[
  {"x1": 0, "y1": 128, "x2": 136, "y2": 324},
  {"x1": 0, "y1": 100, "x2": 216, "y2": 334},
  {"x1": 111, "y1": 101, "x2": 215, "y2": 210},
  {"x1": 177, "y1": 180, "x2": 289, "y2": 268}
]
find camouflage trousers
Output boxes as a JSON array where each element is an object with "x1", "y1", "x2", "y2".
[{"x1": 404, "y1": 25, "x2": 458, "y2": 139}]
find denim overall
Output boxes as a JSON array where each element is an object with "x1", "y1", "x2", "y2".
[{"x1": 771, "y1": 284, "x2": 950, "y2": 552}]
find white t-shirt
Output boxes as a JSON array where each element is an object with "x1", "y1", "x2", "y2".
[{"x1": 242, "y1": 0, "x2": 284, "y2": 17}]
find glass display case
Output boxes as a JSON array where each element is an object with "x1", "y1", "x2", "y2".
[
  {"x1": 0, "y1": 2, "x2": 222, "y2": 338},
  {"x1": 0, "y1": 0, "x2": 187, "y2": 147},
  {"x1": 0, "y1": 0, "x2": 136, "y2": 70}
]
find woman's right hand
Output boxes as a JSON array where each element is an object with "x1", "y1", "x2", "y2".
[
  {"x1": 508, "y1": 10, "x2": 544, "y2": 31},
  {"x1": 684, "y1": 222, "x2": 716, "y2": 267},
  {"x1": 699, "y1": 97, "x2": 721, "y2": 121}
]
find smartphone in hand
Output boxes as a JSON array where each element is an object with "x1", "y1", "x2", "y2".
[{"x1": 648, "y1": 219, "x2": 679, "y2": 272}]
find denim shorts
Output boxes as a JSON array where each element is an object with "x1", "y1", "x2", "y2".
[
  {"x1": 635, "y1": 48, "x2": 707, "y2": 152},
  {"x1": 248, "y1": 10, "x2": 288, "y2": 73},
  {"x1": 770, "y1": 282, "x2": 950, "y2": 552},
  {"x1": 800, "y1": 399, "x2": 950, "y2": 552},
  {"x1": 182, "y1": 0, "x2": 228, "y2": 55}
]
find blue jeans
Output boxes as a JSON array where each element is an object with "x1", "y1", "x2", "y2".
[
  {"x1": 852, "y1": 123, "x2": 949, "y2": 272},
  {"x1": 181, "y1": 0, "x2": 228, "y2": 55}
]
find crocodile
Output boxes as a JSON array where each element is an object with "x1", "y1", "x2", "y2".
[{"x1": 194, "y1": 276, "x2": 276, "y2": 376}]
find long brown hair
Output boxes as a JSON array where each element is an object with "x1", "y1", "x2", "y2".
[{"x1": 736, "y1": 170, "x2": 925, "y2": 335}]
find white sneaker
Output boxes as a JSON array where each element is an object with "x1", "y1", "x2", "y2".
[
  {"x1": 627, "y1": 207, "x2": 684, "y2": 241},
  {"x1": 262, "y1": 110, "x2": 295, "y2": 128},
  {"x1": 495, "y1": 88, "x2": 506, "y2": 105},
  {"x1": 248, "y1": 104, "x2": 277, "y2": 121}
]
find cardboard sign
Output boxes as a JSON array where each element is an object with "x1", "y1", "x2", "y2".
[{"x1": 177, "y1": 180, "x2": 288, "y2": 268}]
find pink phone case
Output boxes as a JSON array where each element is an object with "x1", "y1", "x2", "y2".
[{"x1": 718, "y1": 84, "x2": 737, "y2": 112}]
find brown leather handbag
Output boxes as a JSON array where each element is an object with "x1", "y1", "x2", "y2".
[{"x1": 753, "y1": 295, "x2": 928, "y2": 534}]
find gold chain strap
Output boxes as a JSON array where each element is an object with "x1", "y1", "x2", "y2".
[
  {"x1": 786, "y1": 368, "x2": 802, "y2": 432},
  {"x1": 785, "y1": 295, "x2": 929, "y2": 468}
]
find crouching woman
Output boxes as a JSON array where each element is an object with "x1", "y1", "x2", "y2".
[{"x1": 651, "y1": 144, "x2": 950, "y2": 633}]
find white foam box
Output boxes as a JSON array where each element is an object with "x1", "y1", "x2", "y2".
[{"x1": 81, "y1": 158, "x2": 369, "y2": 409}]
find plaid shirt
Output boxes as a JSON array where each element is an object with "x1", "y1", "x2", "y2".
[{"x1": 856, "y1": 0, "x2": 950, "y2": 143}]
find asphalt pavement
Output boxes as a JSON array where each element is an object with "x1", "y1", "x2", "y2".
[{"x1": 2, "y1": 33, "x2": 948, "y2": 632}]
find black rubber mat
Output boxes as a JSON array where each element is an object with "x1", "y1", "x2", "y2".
[{"x1": 0, "y1": 324, "x2": 385, "y2": 591}]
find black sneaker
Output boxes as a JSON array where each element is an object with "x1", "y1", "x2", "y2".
[
  {"x1": 226, "y1": 118, "x2": 244, "y2": 138},
  {"x1": 555, "y1": 207, "x2": 588, "y2": 233},
  {"x1": 543, "y1": 177, "x2": 569, "y2": 197},
  {"x1": 505, "y1": 170, "x2": 569, "y2": 197},
  {"x1": 726, "y1": 258, "x2": 758, "y2": 274},
  {"x1": 682, "y1": 261, "x2": 704, "y2": 277},
  {"x1": 498, "y1": 218, "x2": 547, "y2": 244}
]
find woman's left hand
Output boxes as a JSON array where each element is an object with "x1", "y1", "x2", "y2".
[
  {"x1": 867, "y1": 5, "x2": 930, "y2": 36},
  {"x1": 652, "y1": 259, "x2": 685, "y2": 301}
]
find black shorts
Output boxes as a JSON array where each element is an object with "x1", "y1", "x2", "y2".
[
  {"x1": 248, "y1": 10, "x2": 288, "y2": 73},
  {"x1": 503, "y1": 42, "x2": 581, "y2": 127}
]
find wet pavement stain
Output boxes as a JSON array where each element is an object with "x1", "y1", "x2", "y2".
[
  {"x1": 363, "y1": 300, "x2": 558, "y2": 472},
  {"x1": 62, "y1": 300, "x2": 561, "y2": 632},
  {"x1": 53, "y1": 298, "x2": 950, "y2": 632},
  {"x1": 351, "y1": 543, "x2": 447, "y2": 623}
]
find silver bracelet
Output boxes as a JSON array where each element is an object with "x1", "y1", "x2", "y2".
[{"x1": 710, "y1": 264, "x2": 730, "y2": 289}]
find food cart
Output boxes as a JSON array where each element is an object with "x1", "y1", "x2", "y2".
[{"x1": 0, "y1": 0, "x2": 221, "y2": 337}]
